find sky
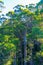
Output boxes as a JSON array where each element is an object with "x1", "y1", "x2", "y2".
[{"x1": 1, "y1": 0, "x2": 40, "y2": 14}]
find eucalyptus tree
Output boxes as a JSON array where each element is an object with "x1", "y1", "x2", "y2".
[
  {"x1": 2, "y1": 5, "x2": 42, "y2": 65},
  {"x1": 5, "y1": 6, "x2": 35, "y2": 65}
]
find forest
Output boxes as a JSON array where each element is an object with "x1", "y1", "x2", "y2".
[{"x1": 0, "y1": 0, "x2": 43, "y2": 65}]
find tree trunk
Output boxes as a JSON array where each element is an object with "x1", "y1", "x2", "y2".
[
  {"x1": 23, "y1": 36, "x2": 27, "y2": 65},
  {"x1": 13, "y1": 54, "x2": 17, "y2": 65},
  {"x1": 21, "y1": 32, "x2": 27, "y2": 65}
]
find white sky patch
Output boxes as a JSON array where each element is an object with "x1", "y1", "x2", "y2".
[{"x1": 1, "y1": 0, "x2": 40, "y2": 14}]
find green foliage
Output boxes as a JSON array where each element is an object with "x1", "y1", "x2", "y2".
[{"x1": 0, "y1": 3, "x2": 43, "y2": 65}]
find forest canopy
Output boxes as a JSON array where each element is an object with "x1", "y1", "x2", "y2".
[{"x1": 0, "y1": 0, "x2": 43, "y2": 65}]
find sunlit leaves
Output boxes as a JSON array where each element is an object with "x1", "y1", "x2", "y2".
[
  {"x1": 4, "y1": 35, "x2": 10, "y2": 42},
  {"x1": 0, "y1": 4, "x2": 43, "y2": 65}
]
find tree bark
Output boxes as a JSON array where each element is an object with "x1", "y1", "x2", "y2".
[
  {"x1": 21, "y1": 32, "x2": 27, "y2": 65},
  {"x1": 13, "y1": 54, "x2": 17, "y2": 65}
]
